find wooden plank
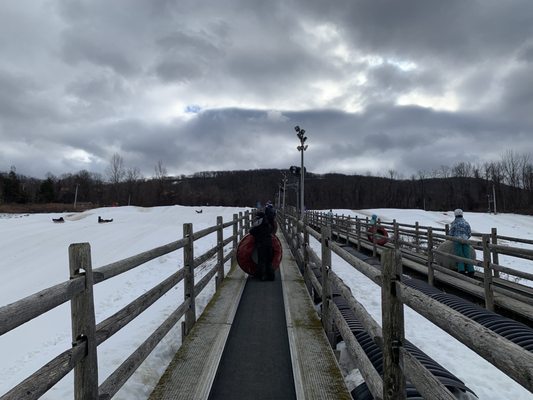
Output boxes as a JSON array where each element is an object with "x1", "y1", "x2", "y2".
[
  {"x1": 330, "y1": 302, "x2": 384, "y2": 399},
  {"x1": 98, "y1": 300, "x2": 189, "y2": 400},
  {"x1": 492, "y1": 263, "x2": 533, "y2": 281},
  {"x1": 0, "y1": 277, "x2": 84, "y2": 335},
  {"x1": 93, "y1": 239, "x2": 186, "y2": 283},
  {"x1": 194, "y1": 245, "x2": 219, "y2": 269},
  {"x1": 400, "y1": 348, "x2": 456, "y2": 400},
  {"x1": 397, "y1": 282, "x2": 533, "y2": 392},
  {"x1": 329, "y1": 272, "x2": 382, "y2": 347},
  {"x1": 328, "y1": 240, "x2": 382, "y2": 285},
  {"x1": 194, "y1": 264, "x2": 218, "y2": 296},
  {"x1": 149, "y1": 266, "x2": 247, "y2": 400},
  {"x1": 0, "y1": 344, "x2": 86, "y2": 400},
  {"x1": 280, "y1": 237, "x2": 352, "y2": 400},
  {"x1": 95, "y1": 268, "x2": 185, "y2": 345},
  {"x1": 192, "y1": 224, "x2": 219, "y2": 241}
]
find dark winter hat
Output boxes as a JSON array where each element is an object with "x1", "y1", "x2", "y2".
[{"x1": 454, "y1": 209, "x2": 463, "y2": 217}]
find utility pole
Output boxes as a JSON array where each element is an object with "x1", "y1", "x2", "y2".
[{"x1": 73, "y1": 184, "x2": 79, "y2": 209}]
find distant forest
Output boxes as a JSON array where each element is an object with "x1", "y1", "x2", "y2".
[{"x1": 1, "y1": 150, "x2": 532, "y2": 214}]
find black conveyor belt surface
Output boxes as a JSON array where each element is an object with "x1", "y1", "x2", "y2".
[{"x1": 209, "y1": 270, "x2": 296, "y2": 400}]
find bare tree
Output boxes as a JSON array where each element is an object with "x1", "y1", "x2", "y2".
[
  {"x1": 125, "y1": 167, "x2": 143, "y2": 205},
  {"x1": 106, "y1": 153, "x2": 126, "y2": 204},
  {"x1": 154, "y1": 160, "x2": 167, "y2": 180},
  {"x1": 106, "y1": 153, "x2": 126, "y2": 184},
  {"x1": 500, "y1": 150, "x2": 521, "y2": 188},
  {"x1": 154, "y1": 160, "x2": 168, "y2": 204}
]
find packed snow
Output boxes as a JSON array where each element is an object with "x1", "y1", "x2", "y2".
[{"x1": 1, "y1": 206, "x2": 532, "y2": 399}]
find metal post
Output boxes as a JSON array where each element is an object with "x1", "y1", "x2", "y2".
[
  {"x1": 294, "y1": 125, "x2": 308, "y2": 220},
  {"x1": 300, "y1": 146, "x2": 305, "y2": 220}
]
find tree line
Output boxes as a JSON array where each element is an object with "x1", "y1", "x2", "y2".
[{"x1": 1, "y1": 151, "x2": 532, "y2": 214}]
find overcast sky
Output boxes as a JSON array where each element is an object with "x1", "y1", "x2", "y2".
[{"x1": 1, "y1": 0, "x2": 533, "y2": 180}]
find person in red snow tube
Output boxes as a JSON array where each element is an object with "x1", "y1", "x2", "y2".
[
  {"x1": 237, "y1": 202, "x2": 281, "y2": 281},
  {"x1": 367, "y1": 214, "x2": 389, "y2": 245}
]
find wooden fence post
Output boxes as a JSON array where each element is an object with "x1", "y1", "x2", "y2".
[
  {"x1": 321, "y1": 225, "x2": 335, "y2": 346},
  {"x1": 427, "y1": 227, "x2": 434, "y2": 286},
  {"x1": 304, "y1": 215, "x2": 312, "y2": 294},
  {"x1": 372, "y1": 219, "x2": 378, "y2": 257},
  {"x1": 216, "y1": 216, "x2": 224, "y2": 290},
  {"x1": 232, "y1": 214, "x2": 238, "y2": 265},
  {"x1": 445, "y1": 224, "x2": 449, "y2": 236},
  {"x1": 182, "y1": 223, "x2": 196, "y2": 338},
  {"x1": 482, "y1": 234, "x2": 495, "y2": 311},
  {"x1": 244, "y1": 211, "x2": 250, "y2": 232},
  {"x1": 346, "y1": 215, "x2": 351, "y2": 244},
  {"x1": 415, "y1": 222, "x2": 420, "y2": 253},
  {"x1": 238, "y1": 212, "x2": 243, "y2": 239},
  {"x1": 356, "y1": 217, "x2": 361, "y2": 251},
  {"x1": 69, "y1": 243, "x2": 98, "y2": 400},
  {"x1": 491, "y1": 228, "x2": 500, "y2": 278},
  {"x1": 381, "y1": 249, "x2": 406, "y2": 400},
  {"x1": 393, "y1": 221, "x2": 400, "y2": 250}
]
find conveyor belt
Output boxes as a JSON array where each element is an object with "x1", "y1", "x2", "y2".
[{"x1": 208, "y1": 270, "x2": 297, "y2": 400}]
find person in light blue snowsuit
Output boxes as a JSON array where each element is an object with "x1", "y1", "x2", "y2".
[{"x1": 449, "y1": 209, "x2": 474, "y2": 276}]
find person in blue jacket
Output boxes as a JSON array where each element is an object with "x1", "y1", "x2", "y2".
[{"x1": 449, "y1": 209, "x2": 475, "y2": 277}]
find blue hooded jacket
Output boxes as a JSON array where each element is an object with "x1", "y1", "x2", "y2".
[{"x1": 449, "y1": 216, "x2": 471, "y2": 240}]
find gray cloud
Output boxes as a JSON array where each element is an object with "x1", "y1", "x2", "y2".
[{"x1": 1, "y1": 0, "x2": 532, "y2": 181}]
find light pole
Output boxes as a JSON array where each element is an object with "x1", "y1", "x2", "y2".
[{"x1": 294, "y1": 126, "x2": 308, "y2": 220}]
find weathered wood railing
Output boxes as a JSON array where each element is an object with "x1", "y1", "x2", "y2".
[
  {"x1": 308, "y1": 211, "x2": 533, "y2": 315},
  {"x1": 281, "y1": 211, "x2": 533, "y2": 399},
  {"x1": 0, "y1": 211, "x2": 253, "y2": 400}
]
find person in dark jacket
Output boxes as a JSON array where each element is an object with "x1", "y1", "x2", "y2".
[
  {"x1": 449, "y1": 209, "x2": 475, "y2": 277},
  {"x1": 250, "y1": 204, "x2": 276, "y2": 281}
]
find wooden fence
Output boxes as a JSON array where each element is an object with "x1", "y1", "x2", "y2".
[
  {"x1": 307, "y1": 211, "x2": 533, "y2": 319},
  {"x1": 0, "y1": 211, "x2": 252, "y2": 400},
  {"x1": 280, "y1": 211, "x2": 533, "y2": 399}
]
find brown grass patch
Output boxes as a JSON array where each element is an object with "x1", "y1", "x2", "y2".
[{"x1": 0, "y1": 203, "x2": 97, "y2": 214}]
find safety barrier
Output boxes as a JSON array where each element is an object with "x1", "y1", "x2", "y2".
[
  {"x1": 280, "y1": 211, "x2": 533, "y2": 399},
  {"x1": 308, "y1": 211, "x2": 533, "y2": 318},
  {"x1": 0, "y1": 211, "x2": 253, "y2": 400}
]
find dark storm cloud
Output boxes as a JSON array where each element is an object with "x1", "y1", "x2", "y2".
[{"x1": 1, "y1": 0, "x2": 533, "y2": 181}]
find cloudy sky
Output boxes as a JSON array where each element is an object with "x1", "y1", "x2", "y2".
[{"x1": 1, "y1": 0, "x2": 533, "y2": 180}]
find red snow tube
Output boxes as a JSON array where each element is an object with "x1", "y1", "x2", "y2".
[
  {"x1": 367, "y1": 226, "x2": 389, "y2": 246},
  {"x1": 236, "y1": 233, "x2": 283, "y2": 275}
]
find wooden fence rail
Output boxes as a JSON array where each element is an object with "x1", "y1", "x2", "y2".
[
  {"x1": 280, "y1": 210, "x2": 533, "y2": 399},
  {"x1": 0, "y1": 211, "x2": 252, "y2": 400}
]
